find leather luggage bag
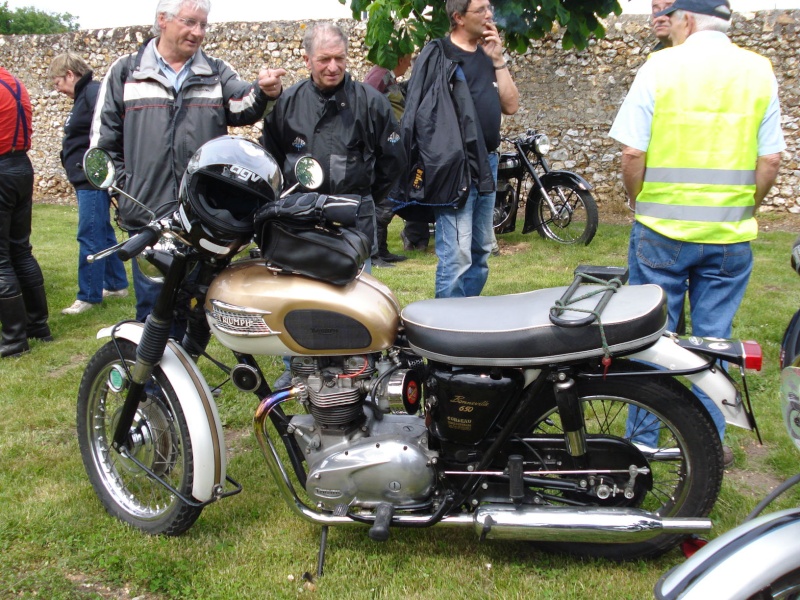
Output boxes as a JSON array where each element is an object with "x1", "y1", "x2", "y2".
[{"x1": 254, "y1": 193, "x2": 371, "y2": 286}]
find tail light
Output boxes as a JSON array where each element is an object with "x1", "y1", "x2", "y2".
[{"x1": 742, "y1": 340, "x2": 762, "y2": 371}]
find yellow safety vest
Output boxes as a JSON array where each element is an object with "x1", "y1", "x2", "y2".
[{"x1": 636, "y1": 40, "x2": 774, "y2": 243}]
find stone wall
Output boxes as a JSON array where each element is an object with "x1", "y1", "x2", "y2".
[{"x1": 1, "y1": 11, "x2": 797, "y2": 212}]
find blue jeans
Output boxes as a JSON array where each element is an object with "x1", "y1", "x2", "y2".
[
  {"x1": 626, "y1": 222, "x2": 753, "y2": 445},
  {"x1": 76, "y1": 189, "x2": 128, "y2": 303},
  {"x1": 130, "y1": 247, "x2": 162, "y2": 323},
  {"x1": 432, "y1": 153, "x2": 498, "y2": 298}
]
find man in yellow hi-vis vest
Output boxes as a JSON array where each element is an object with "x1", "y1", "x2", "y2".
[{"x1": 609, "y1": 0, "x2": 784, "y2": 463}]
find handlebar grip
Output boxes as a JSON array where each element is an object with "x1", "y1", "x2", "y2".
[{"x1": 117, "y1": 226, "x2": 161, "y2": 261}]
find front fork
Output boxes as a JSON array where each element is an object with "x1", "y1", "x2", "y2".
[
  {"x1": 111, "y1": 252, "x2": 189, "y2": 451},
  {"x1": 553, "y1": 370, "x2": 588, "y2": 460}
]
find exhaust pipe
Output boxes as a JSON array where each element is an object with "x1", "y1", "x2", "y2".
[{"x1": 472, "y1": 505, "x2": 711, "y2": 543}]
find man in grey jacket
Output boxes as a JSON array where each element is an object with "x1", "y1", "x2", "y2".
[{"x1": 91, "y1": 0, "x2": 285, "y2": 323}]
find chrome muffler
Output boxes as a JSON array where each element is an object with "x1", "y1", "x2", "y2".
[{"x1": 471, "y1": 505, "x2": 711, "y2": 543}]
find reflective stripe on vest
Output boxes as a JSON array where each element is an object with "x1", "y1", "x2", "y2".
[
  {"x1": 636, "y1": 201, "x2": 755, "y2": 222},
  {"x1": 644, "y1": 167, "x2": 756, "y2": 186},
  {"x1": 635, "y1": 41, "x2": 774, "y2": 244}
]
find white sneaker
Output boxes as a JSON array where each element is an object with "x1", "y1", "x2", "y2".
[
  {"x1": 61, "y1": 299, "x2": 97, "y2": 315},
  {"x1": 102, "y1": 288, "x2": 129, "y2": 299}
]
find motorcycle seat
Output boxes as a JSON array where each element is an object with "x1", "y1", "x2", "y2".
[{"x1": 401, "y1": 284, "x2": 667, "y2": 366}]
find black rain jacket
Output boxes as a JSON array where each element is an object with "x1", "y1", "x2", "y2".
[{"x1": 390, "y1": 38, "x2": 495, "y2": 217}]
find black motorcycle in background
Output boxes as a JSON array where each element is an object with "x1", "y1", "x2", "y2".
[{"x1": 494, "y1": 129, "x2": 598, "y2": 246}]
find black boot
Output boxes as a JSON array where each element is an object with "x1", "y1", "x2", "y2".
[
  {"x1": 0, "y1": 294, "x2": 30, "y2": 358},
  {"x1": 22, "y1": 284, "x2": 52, "y2": 342},
  {"x1": 376, "y1": 224, "x2": 407, "y2": 263}
]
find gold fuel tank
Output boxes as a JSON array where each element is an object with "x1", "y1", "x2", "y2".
[{"x1": 205, "y1": 259, "x2": 401, "y2": 356}]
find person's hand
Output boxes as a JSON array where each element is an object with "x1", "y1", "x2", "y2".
[
  {"x1": 481, "y1": 22, "x2": 504, "y2": 66},
  {"x1": 258, "y1": 67, "x2": 287, "y2": 99}
]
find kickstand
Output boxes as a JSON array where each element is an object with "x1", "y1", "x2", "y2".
[{"x1": 317, "y1": 525, "x2": 328, "y2": 579}]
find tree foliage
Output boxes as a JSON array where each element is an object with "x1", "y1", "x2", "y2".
[
  {"x1": 0, "y1": 1, "x2": 79, "y2": 35},
  {"x1": 343, "y1": 0, "x2": 624, "y2": 69}
]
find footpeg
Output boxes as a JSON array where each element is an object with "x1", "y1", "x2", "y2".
[
  {"x1": 368, "y1": 503, "x2": 394, "y2": 541},
  {"x1": 508, "y1": 454, "x2": 524, "y2": 500}
]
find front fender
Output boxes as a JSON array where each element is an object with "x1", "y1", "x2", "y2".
[
  {"x1": 98, "y1": 322, "x2": 226, "y2": 502},
  {"x1": 627, "y1": 336, "x2": 752, "y2": 430},
  {"x1": 523, "y1": 171, "x2": 593, "y2": 234},
  {"x1": 655, "y1": 508, "x2": 800, "y2": 599},
  {"x1": 539, "y1": 170, "x2": 593, "y2": 192}
]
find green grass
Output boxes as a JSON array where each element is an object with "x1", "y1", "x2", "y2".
[{"x1": 1, "y1": 205, "x2": 798, "y2": 598}]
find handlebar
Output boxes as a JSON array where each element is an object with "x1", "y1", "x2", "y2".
[
  {"x1": 501, "y1": 128, "x2": 539, "y2": 147},
  {"x1": 117, "y1": 225, "x2": 162, "y2": 261}
]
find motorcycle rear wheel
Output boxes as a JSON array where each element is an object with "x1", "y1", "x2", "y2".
[
  {"x1": 527, "y1": 374, "x2": 723, "y2": 560},
  {"x1": 76, "y1": 340, "x2": 202, "y2": 535},
  {"x1": 530, "y1": 183, "x2": 598, "y2": 245}
]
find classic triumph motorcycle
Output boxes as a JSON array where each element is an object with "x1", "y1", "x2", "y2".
[
  {"x1": 654, "y1": 243, "x2": 800, "y2": 600},
  {"x1": 494, "y1": 128, "x2": 598, "y2": 246},
  {"x1": 77, "y1": 136, "x2": 762, "y2": 575}
]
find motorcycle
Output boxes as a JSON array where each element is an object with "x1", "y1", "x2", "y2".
[
  {"x1": 654, "y1": 242, "x2": 800, "y2": 600},
  {"x1": 77, "y1": 136, "x2": 762, "y2": 576},
  {"x1": 494, "y1": 128, "x2": 598, "y2": 246}
]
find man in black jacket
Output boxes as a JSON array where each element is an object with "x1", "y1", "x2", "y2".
[
  {"x1": 393, "y1": 0, "x2": 518, "y2": 298},
  {"x1": 50, "y1": 52, "x2": 129, "y2": 315},
  {"x1": 260, "y1": 21, "x2": 406, "y2": 388},
  {"x1": 261, "y1": 22, "x2": 406, "y2": 264}
]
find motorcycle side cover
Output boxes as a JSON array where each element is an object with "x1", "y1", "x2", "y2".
[
  {"x1": 97, "y1": 322, "x2": 225, "y2": 503},
  {"x1": 655, "y1": 508, "x2": 800, "y2": 599}
]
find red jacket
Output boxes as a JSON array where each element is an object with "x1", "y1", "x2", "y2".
[{"x1": 0, "y1": 67, "x2": 32, "y2": 155}]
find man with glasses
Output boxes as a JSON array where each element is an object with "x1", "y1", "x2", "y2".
[
  {"x1": 91, "y1": 0, "x2": 286, "y2": 324},
  {"x1": 609, "y1": 0, "x2": 784, "y2": 465},
  {"x1": 651, "y1": 0, "x2": 675, "y2": 50},
  {"x1": 392, "y1": 0, "x2": 519, "y2": 298}
]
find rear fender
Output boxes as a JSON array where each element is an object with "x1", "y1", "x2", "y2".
[
  {"x1": 627, "y1": 336, "x2": 752, "y2": 430},
  {"x1": 97, "y1": 322, "x2": 226, "y2": 502}
]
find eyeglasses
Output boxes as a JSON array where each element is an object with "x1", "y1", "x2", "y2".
[
  {"x1": 175, "y1": 16, "x2": 209, "y2": 31},
  {"x1": 466, "y1": 3, "x2": 494, "y2": 16}
]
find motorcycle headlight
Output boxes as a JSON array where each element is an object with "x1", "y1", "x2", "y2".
[
  {"x1": 534, "y1": 134, "x2": 551, "y2": 156},
  {"x1": 135, "y1": 238, "x2": 176, "y2": 284}
]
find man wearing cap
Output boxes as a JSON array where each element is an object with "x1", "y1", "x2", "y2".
[{"x1": 609, "y1": 0, "x2": 784, "y2": 462}]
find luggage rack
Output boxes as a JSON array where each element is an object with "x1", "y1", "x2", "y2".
[{"x1": 549, "y1": 265, "x2": 629, "y2": 328}]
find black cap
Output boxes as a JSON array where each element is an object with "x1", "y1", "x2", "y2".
[{"x1": 655, "y1": 0, "x2": 732, "y2": 21}]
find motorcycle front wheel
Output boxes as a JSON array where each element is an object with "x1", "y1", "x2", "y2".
[
  {"x1": 527, "y1": 374, "x2": 723, "y2": 560},
  {"x1": 76, "y1": 339, "x2": 202, "y2": 535},
  {"x1": 530, "y1": 182, "x2": 598, "y2": 245}
]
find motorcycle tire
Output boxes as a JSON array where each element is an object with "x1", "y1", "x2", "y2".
[
  {"x1": 530, "y1": 182, "x2": 598, "y2": 246},
  {"x1": 526, "y1": 374, "x2": 723, "y2": 560},
  {"x1": 76, "y1": 339, "x2": 203, "y2": 536},
  {"x1": 781, "y1": 307, "x2": 800, "y2": 368}
]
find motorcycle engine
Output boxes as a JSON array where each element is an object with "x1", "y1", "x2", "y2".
[{"x1": 286, "y1": 355, "x2": 437, "y2": 511}]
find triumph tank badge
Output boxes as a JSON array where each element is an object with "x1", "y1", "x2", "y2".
[{"x1": 208, "y1": 299, "x2": 274, "y2": 336}]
